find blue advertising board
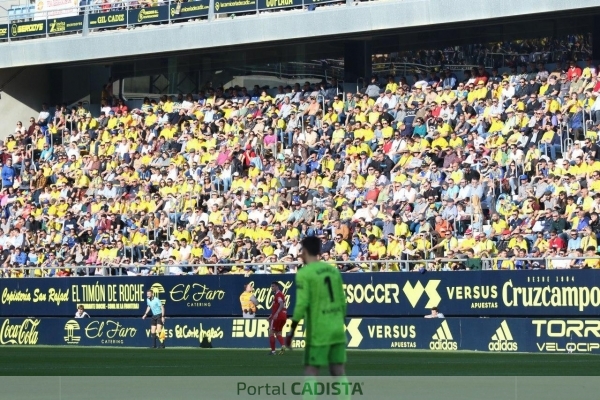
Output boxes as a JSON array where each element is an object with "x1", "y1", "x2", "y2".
[
  {"x1": 2, "y1": 317, "x2": 599, "y2": 354},
  {"x1": 2, "y1": 270, "x2": 600, "y2": 317}
]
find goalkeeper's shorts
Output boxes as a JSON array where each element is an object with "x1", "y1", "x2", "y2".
[{"x1": 304, "y1": 343, "x2": 347, "y2": 367}]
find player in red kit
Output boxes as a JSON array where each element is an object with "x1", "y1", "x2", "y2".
[{"x1": 268, "y1": 281, "x2": 288, "y2": 355}]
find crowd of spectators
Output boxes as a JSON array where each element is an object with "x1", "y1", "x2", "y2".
[
  {"x1": 2, "y1": 58, "x2": 600, "y2": 278},
  {"x1": 389, "y1": 35, "x2": 592, "y2": 68}
]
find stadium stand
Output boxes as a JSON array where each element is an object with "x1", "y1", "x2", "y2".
[
  {"x1": 1, "y1": 58, "x2": 600, "y2": 278},
  {"x1": 391, "y1": 35, "x2": 593, "y2": 67},
  {"x1": 2, "y1": 0, "x2": 592, "y2": 50}
]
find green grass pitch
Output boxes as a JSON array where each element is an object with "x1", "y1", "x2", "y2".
[{"x1": 0, "y1": 347, "x2": 597, "y2": 376}]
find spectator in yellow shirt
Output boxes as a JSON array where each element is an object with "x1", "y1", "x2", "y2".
[
  {"x1": 583, "y1": 246, "x2": 600, "y2": 269},
  {"x1": 493, "y1": 250, "x2": 515, "y2": 270}
]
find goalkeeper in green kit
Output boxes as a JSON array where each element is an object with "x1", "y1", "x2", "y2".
[{"x1": 286, "y1": 236, "x2": 349, "y2": 387}]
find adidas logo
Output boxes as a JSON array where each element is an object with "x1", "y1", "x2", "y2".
[
  {"x1": 489, "y1": 320, "x2": 518, "y2": 352},
  {"x1": 429, "y1": 320, "x2": 457, "y2": 350}
]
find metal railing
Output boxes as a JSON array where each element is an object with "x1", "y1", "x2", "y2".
[
  {"x1": 226, "y1": 60, "x2": 488, "y2": 90},
  {"x1": 356, "y1": 77, "x2": 364, "y2": 93},
  {"x1": 3, "y1": 256, "x2": 600, "y2": 277},
  {"x1": 316, "y1": 93, "x2": 325, "y2": 114}
]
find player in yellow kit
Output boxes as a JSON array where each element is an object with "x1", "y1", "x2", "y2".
[{"x1": 286, "y1": 236, "x2": 348, "y2": 377}]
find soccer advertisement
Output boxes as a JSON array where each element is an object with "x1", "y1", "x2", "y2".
[
  {"x1": 2, "y1": 271, "x2": 600, "y2": 317},
  {"x1": 1, "y1": 317, "x2": 599, "y2": 353}
]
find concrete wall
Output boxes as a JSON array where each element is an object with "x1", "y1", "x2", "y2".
[
  {"x1": 0, "y1": 65, "x2": 49, "y2": 140},
  {"x1": 0, "y1": 0, "x2": 597, "y2": 69},
  {"x1": 61, "y1": 66, "x2": 90, "y2": 105}
]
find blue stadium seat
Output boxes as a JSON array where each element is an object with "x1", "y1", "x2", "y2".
[
  {"x1": 15, "y1": 6, "x2": 24, "y2": 22},
  {"x1": 25, "y1": 5, "x2": 35, "y2": 20}
]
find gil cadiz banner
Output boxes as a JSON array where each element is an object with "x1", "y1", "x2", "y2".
[
  {"x1": 2, "y1": 317, "x2": 600, "y2": 354},
  {"x1": 2, "y1": 271, "x2": 600, "y2": 317}
]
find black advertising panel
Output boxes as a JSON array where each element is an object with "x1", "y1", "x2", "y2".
[
  {"x1": 257, "y1": 0, "x2": 301, "y2": 10},
  {"x1": 48, "y1": 15, "x2": 84, "y2": 34},
  {"x1": 213, "y1": 0, "x2": 256, "y2": 14},
  {"x1": 170, "y1": 0, "x2": 209, "y2": 20},
  {"x1": 10, "y1": 21, "x2": 46, "y2": 38},
  {"x1": 88, "y1": 10, "x2": 127, "y2": 29},
  {"x1": 128, "y1": 6, "x2": 169, "y2": 25}
]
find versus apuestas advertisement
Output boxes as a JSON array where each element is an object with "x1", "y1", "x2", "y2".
[
  {"x1": 342, "y1": 271, "x2": 600, "y2": 317},
  {"x1": 3, "y1": 317, "x2": 600, "y2": 353},
  {"x1": 2, "y1": 271, "x2": 600, "y2": 318}
]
